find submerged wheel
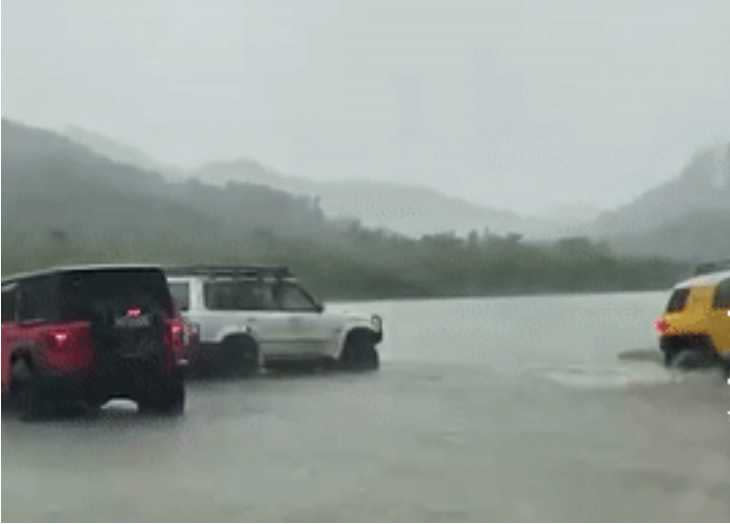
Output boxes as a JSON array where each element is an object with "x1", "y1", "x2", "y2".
[
  {"x1": 667, "y1": 349, "x2": 709, "y2": 370},
  {"x1": 221, "y1": 335, "x2": 259, "y2": 377},
  {"x1": 12, "y1": 359, "x2": 47, "y2": 421},
  {"x1": 662, "y1": 348, "x2": 677, "y2": 367},
  {"x1": 16, "y1": 377, "x2": 47, "y2": 421},
  {"x1": 138, "y1": 371, "x2": 185, "y2": 416},
  {"x1": 339, "y1": 332, "x2": 379, "y2": 371}
]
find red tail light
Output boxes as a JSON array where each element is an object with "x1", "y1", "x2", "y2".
[
  {"x1": 167, "y1": 319, "x2": 185, "y2": 351},
  {"x1": 126, "y1": 307, "x2": 142, "y2": 317},
  {"x1": 48, "y1": 329, "x2": 70, "y2": 349},
  {"x1": 654, "y1": 318, "x2": 670, "y2": 334}
]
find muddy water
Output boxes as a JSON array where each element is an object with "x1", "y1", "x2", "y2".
[{"x1": 2, "y1": 292, "x2": 729, "y2": 521}]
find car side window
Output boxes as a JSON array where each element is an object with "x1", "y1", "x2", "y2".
[
  {"x1": 2, "y1": 286, "x2": 17, "y2": 323},
  {"x1": 203, "y1": 280, "x2": 275, "y2": 311},
  {"x1": 169, "y1": 282, "x2": 190, "y2": 311},
  {"x1": 274, "y1": 283, "x2": 318, "y2": 312},
  {"x1": 713, "y1": 278, "x2": 730, "y2": 309}
]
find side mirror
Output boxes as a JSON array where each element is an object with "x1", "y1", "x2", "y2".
[{"x1": 315, "y1": 303, "x2": 325, "y2": 313}]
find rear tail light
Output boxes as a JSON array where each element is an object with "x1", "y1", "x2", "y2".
[
  {"x1": 126, "y1": 307, "x2": 142, "y2": 317},
  {"x1": 171, "y1": 322, "x2": 183, "y2": 342},
  {"x1": 167, "y1": 320, "x2": 186, "y2": 351},
  {"x1": 654, "y1": 318, "x2": 670, "y2": 334},
  {"x1": 48, "y1": 329, "x2": 70, "y2": 349}
]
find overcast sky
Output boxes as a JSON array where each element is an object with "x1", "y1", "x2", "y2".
[{"x1": 3, "y1": 0, "x2": 729, "y2": 214}]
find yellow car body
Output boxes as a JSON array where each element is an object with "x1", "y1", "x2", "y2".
[{"x1": 656, "y1": 270, "x2": 730, "y2": 364}]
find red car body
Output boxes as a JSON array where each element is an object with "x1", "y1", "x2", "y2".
[{"x1": 1, "y1": 265, "x2": 187, "y2": 418}]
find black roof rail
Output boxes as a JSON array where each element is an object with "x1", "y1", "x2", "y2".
[
  {"x1": 694, "y1": 259, "x2": 730, "y2": 276},
  {"x1": 164, "y1": 265, "x2": 293, "y2": 279}
]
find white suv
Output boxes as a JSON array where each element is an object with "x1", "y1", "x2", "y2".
[{"x1": 165, "y1": 266, "x2": 382, "y2": 375}]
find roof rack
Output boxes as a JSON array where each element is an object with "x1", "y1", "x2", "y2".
[
  {"x1": 164, "y1": 265, "x2": 293, "y2": 279},
  {"x1": 694, "y1": 259, "x2": 730, "y2": 276}
]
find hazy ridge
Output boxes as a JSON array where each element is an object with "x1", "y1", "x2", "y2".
[{"x1": 1, "y1": 118, "x2": 686, "y2": 298}]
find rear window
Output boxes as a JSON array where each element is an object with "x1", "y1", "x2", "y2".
[
  {"x1": 204, "y1": 280, "x2": 274, "y2": 311},
  {"x1": 2, "y1": 286, "x2": 17, "y2": 322},
  {"x1": 666, "y1": 288, "x2": 690, "y2": 313},
  {"x1": 18, "y1": 276, "x2": 60, "y2": 321},
  {"x1": 169, "y1": 282, "x2": 190, "y2": 311},
  {"x1": 712, "y1": 278, "x2": 730, "y2": 309},
  {"x1": 58, "y1": 269, "x2": 173, "y2": 321}
]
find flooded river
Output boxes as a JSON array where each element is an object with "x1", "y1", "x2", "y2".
[{"x1": 2, "y1": 292, "x2": 729, "y2": 521}]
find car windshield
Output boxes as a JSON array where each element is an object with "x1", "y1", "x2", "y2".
[{"x1": 58, "y1": 269, "x2": 173, "y2": 320}]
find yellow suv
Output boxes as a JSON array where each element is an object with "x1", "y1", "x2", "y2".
[{"x1": 656, "y1": 268, "x2": 730, "y2": 369}]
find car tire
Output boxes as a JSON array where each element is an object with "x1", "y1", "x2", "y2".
[
  {"x1": 138, "y1": 371, "x2": 185, "y2": 416},
  {"x1": 222, "y1": 336, "x2": 259, "y2": 377},
  {"x1": 662, "y1": 348, "x2": 677, "y2": 367},
  {"x1": 11, "y1": 359, "x2": 47, "y2": 421},
  {"x1": 16, "y1": 375, "x2": 47, "y2": 421},
  {"x1": 668, "y1": 349, "x2": 707, "y2": 370},
  {"x1": 339, "y1": 334, "x2": 379, "y2": 372}
]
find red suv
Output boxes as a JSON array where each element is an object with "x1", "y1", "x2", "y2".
[{"x1": 1, "y1": 265, "x2": 187, "y2": 419}]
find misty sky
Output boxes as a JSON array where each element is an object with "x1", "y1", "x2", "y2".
[{"x1": 3, "y1": 0, "x2": 729, "y2": 214}]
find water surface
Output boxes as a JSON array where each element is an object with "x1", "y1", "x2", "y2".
[{"x1": 3, "y1": 292, "x2": 728, "y2": 521}]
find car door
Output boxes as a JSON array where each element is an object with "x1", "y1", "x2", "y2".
[{"x1": 271, "y1": 282, "x2": 338, "y2": 356}]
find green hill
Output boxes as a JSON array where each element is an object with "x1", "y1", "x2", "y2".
[{"x1": 2, "y1": 119, "x2": 686, "y2": 298}]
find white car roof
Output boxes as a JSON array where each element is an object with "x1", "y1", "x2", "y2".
[{"x1": 674, "y1": 270, "x2": 730, "y2": 289}]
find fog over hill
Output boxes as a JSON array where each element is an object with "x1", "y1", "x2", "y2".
[
  {"x1": 11, "y1": 121, "x2": 729, "y2": 263},
  {"x1": 63, "y1": 126, "x2": 573, "y2": 239},
  {"x1": 597, "y1": 144, "x2": 730, "y2": 261},
  {"x1": 596, "y1": 144, "x2": 729, "y2": 234},
  {"x1": 2, "y1": 118, "x2": 684, "y2": 297}
]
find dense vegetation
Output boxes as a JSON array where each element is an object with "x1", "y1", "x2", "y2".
[{"x1": 2, "y1": 119, "x2": 688, "y2": 299}]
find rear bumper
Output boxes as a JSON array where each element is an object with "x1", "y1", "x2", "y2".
[
  {"x1": 36, "y1": 357, "x2": 184, "y2": 402},
  {"x1": 659, "y1": 334, "x2": 721, "y2": 360}
]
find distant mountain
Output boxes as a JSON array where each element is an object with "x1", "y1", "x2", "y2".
[
  {"x1": 1, "y1": 118, "x2": 685, "y2": 296},
  {"x1": 192, "y1": 160, "x2": 563, "y2": 239},
  {"x1": 598, "y1": 144, "x2": 730, "y2": 261},
  {"x1": 608, "y1": 210, "x2": 730, "y2": 262},
  {"x1": 538, "y1": 203, "x2": 603, "y2": 226},
  {"x1": 595, "y1": 144, "x2": 729, "y2": 234},
  {"x1": 64, "y1": 125, "x2": 183, "y2": 177},
  {"x1": 64, "y1": 128, "x2": 563, "y2": 238}
]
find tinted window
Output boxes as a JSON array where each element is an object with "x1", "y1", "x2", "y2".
[
  {"x1": 713, "y1": 278, "x2": 730, "y2": 309},
  {"x1": 273, "y1": 283, "x2": 318, "y2": 312},
  {"x1": 204, "y1": 281, "x2": 274, "y2": 311},
  {"x1": 18, "y1": 276, "x2": 59, "y2": 321},
  {"x1": 169, "y1": 282, "x2": 190, "y2": 311},
  {"x1": 666, "y1": 288, "x2": 690, "y2": 313},
  {"x1": 2, "y1": 287, "x2": 17, "y2": 322},
  {"x1": 58, "y1": 269, "x2": 173, "y2": 321}
]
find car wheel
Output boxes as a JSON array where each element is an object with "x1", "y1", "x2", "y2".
[
  {"x1": 16, "y1": 375, "x2": 47, "y2": 421},
  {"x1": 222, "y1": 336, "x2": 259, "y2": 377},
  {"x1": 662, "y1": 348, "x2": 677, "y2": 367},
  {"x1": 138, "y1": 372, "x2": 185, "y2": 416},
  {"x1": 11, "y1": 359, "x2": 47, "y2": 421},
  {"x1": 668, "y1": 349, "x2": 707, "y2": 370},
  {"x1": 340, "y1": 334, "x2": 379, "y2": 372}
]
